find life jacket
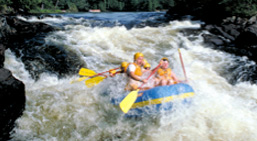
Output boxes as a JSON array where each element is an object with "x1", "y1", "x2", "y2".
[
  {"x1": 127, "y1": 63, "x2": 142, "y2": 76},
  {"x1": 123, "y1": 63, "x2": 129, "y2": 73},
  {"x1": 157, "y1": 68, "x2": 172, "y2": 79},
  {"x1": 133, "y1": 63, "x2": 142, "y2": 76}
]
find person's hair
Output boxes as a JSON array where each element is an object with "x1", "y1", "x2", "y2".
[{"x1": 161, "y1": 57, "x2": 169, "y2": 62}]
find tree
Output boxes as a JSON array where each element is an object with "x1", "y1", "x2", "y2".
[
  {"x1": 148, "y1": 0, "x2": 153, "y2": 11},
  {"x1": 160, "y1": 0, "x2": 174, "y2": 9},
  {"x1": 99, "y1": 0, "x2": 106, "y2": 11},
  {"x1": 72, "y1": 0, "x2": 89, "y2": 11},
  {"x1": 220, "y1": 0, "x2": 257, "y2": 17},
  {"x1": 0, "y1": 0, "x2": 12, "y2": 5},
  {"x1": 131, "y1": 0, "x2": 139, "y2": 11},
  {"x1": 152, "y1": 0, "x2": 161, "y2": 10},
  {"x1": 10, "y1": 0, "x2": 41, "y2": 13}
]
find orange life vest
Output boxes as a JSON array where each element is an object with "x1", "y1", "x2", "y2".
[
  {"x1": 125, "y1": 63, "x2": 143, "y2": 91},
  {"x1": 127, "y1": 63, "x2": 142, "y2": 76},
  {"x1": 123, "y1": 63, "x2": 129, "y2": 73},
  {"x1": 132, "y1": 63, "x2": 142, "y2": 76},
  {"x1": 157, "y1": 68, "x2": 172, "y2": 79}
]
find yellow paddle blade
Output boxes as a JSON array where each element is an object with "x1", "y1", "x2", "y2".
[
  {"x1": 79, "y1": 68, "x2": 97, "y2": 76},
  {"x1": 85, "y1": 76, "x2": 106, "y2": 88},
  {"x1": 70, "y1": 77, "x2": 88, "y2": 84},
  {"x1": 119, "y1": 89, "x2": 139, "y2": 113}
]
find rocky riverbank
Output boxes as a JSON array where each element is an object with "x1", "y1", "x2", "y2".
[
  {"x1": 0, "y1": 14, "x2": 82, "y2": 140},
  {"x1": 166, "y1": 10, "x2": 257, "y2": 84},
  {"x1": 202, "y1": 16, "x2": 257, "y2": 62},
  {"x1": 201, "y1": 15, "x2": 257, "y2": 84},
  {"x1": 0, "y1": 43, "x2": 25, "y2": 140}
]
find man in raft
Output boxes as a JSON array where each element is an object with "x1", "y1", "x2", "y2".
[
  {"x1": 109, "y1": 62, "x2": 129, "y2": 77},
  {"x1": 125, "y1": 52, "x2": 148, "y2": 90},
  {"x1": 155, "y1": 57, "x2": 180, "y2": 86}
]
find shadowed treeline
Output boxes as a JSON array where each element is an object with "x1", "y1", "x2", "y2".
[{"x1": 1, "y1": 0, "x2": 257, "y2": 19}]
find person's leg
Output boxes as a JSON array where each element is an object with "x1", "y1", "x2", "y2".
[
  {"x1": 154, "y1": 78, "x2": 161, "y2": 87},
  {"x1": 160, "y1": 79, "x2": 168, "y2": 86},
  {"x1": 167, "y1": 79, "x2": 174, "y2": 85}
]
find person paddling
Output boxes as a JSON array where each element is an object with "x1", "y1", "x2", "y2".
[
  {"x1": 142, "y1": 63, "x2": 151, "y2": 73},
  {"x1": 109, "y1": 62, "x2": 129, "y2": 77},
  {"x1": 125, "y1": 52, "x2": 147, "y2": 91},
  {"x1": 140, "y1": 62, "x2": 156, "y2": 90},
  {"x1": 155, "y1": 57, "x2": 180, "y2": 86}
]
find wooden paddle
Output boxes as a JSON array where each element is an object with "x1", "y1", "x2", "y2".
[
  {"x1": 71, "y1": 67, "x2": 119, "y2": 84},
  {"x1": 70, "y1": 76, "x2": 88, "y2": 84},
  {"x1": 178, "y1": 48, "x2": 188, "y2": 81},
  {"x1": 79, "y1": 67, "x2": 120, "y2": 77},
  {"x1": 119, "y1": 63, "x2": 161, "y2": 113},
  {"x1": 78, "y1": 67, "x2": 120, "y2": 87},
  {"x1": 79, "y1": 68, "x2": 97, "y2": 76},
  {"x1": 85, "y1": 76, "x2": 107, "y2": 88}
]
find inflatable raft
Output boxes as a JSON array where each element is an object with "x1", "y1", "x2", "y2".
[{"x1": 112, "y1": 83, "x2": 194, "y2": 116}]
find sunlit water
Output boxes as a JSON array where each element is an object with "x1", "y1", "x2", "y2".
[{"x1": 4, "y1": 12, "x2": 257, "y2": 140}]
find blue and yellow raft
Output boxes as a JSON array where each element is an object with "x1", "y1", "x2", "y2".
[{"x1": 112, "y1": 83, "x2": 194, "y2": 116}]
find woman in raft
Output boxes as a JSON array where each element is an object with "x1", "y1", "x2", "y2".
[
  {"x1": 109, "y1": 54, "x2": 154, "y2": 90},
  {"x1": 155, "y1": 57, "x2": 180, "y2": 86},
  {"x1": 110, "y1": 56, "x2": 182, "y2": 90}
]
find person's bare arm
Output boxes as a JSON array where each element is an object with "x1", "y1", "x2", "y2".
[
  {"x1": 129, "y1": 71, "x2": 147, "y2": 83},
  {"x1": 170, "y1": 71, "x2": 179, "y2": 82}
]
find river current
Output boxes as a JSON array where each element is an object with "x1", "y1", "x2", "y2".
[{"x1": 4, "y1": 12, "x2": 257, "y2": 140}]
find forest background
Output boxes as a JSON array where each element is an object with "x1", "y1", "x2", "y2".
[{"x1": 1, "y1": 0, "x2": 257, "y2": 19}]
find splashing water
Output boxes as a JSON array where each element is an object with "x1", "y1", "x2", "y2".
[{"x1": 4, "y1": 12, "x2": 257, "y2": 140}]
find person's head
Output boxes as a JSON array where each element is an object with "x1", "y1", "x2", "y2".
[
  {"x1": 120, "y1": 62, "x2": 128, "y2": 71},
  {"x1": 161, "y1": 57, "x2": 169, "y2": 69},
  {"x1": 134, "y1": 52, "x2": 144, "y2": 66},
  {"x1": 143, "y1": 59, "x2": 148, "y2": 65},
  {"x1": 144, "y1": 63, "x2": 151, "y2": 70}
]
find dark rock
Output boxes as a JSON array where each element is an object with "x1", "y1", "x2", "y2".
[
  {"x1": 235, "y1": 23, "x2": 257, "y2": 47},
  {"x1": 0, "y1": 15, "x2": 56, "y2": 48},
  {"x1": 0, "y1": 15, "x2": 84, "y2": 79},
  {"x1": 248, "y1": 15, "x2": 257, "y2": 24},
  {"x1": 0, "y1": 44, "x2": 5, "y2": 68},
  {"x1": 221, "y1": 24, "x2": 241, "y2": 38},
  {"x1": 0, "y1": 41, "x2": 26, "y2": 141},
  {"x1": 202, "y1": 34, "x2": 228, "y2": 46},
  {"x1": 0, "y1": 68, "x2": 26, "y2": 140},
  {"x1": 19, "y1": 44, "x2": 83, "y2": 80},
  {"x1": 195, "y1": 15, "x2": 257, "y2": 84},
  {"x1": 5, "y1": 16, "x2": 55, "y2": 39},
  {"x1": 201, "y1": 15, "x2": 257, "y2": 62}
]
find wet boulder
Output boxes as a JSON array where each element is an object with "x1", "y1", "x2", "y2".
[
  {"x1": 0, "y1": 15, "x2": 83, "y2": 79},
  {"x1": 202, "y1": 15, "x2": 257, "y2": 62},
  {"x1": 0, "y1": 44, "x2": 26, "y2": 140}
]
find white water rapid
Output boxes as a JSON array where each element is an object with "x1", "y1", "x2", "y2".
[{"x1": 4, "y1": 13, "x2": 257, "y2": 141}]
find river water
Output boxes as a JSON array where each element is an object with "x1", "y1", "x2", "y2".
[{"x1": 4, "y1": 12, "x2": 257, "y2": 140}]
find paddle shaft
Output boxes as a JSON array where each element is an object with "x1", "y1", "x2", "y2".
[
  {"x1": 138, "y1": 63, "x2": 161, "y2": 89},
  {"x1": 88, "y1": 67, "x2": 120, "y2": 78},
  {"x1": 178, "y1": 48, "x2": 188, "y2": 81}
]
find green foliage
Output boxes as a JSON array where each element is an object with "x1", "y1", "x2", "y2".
[
  {"x1": 0, "y1": 4, "x2": 13, "y2": 14},
  {"x1": 67, "y1": 2, "x2": 78, "y2": 12},
  {"x1": 220, "y1": 0, "x2": 257, "y2": 17},
  {"x1": 130, "y1": 0, "x2": 140, "y2": 10},
  {"x1": 172, "y1": 0, "x2": 257, "y2": 19},
  {"x1": 2, "y1": 0, "x2": 256, "y2": 18},
  {"x1": 29, "y1": 8, "x2": 63, "y2": 13},
  {"x1": 98, "y1": 1, "x2": 106, "y2": 11},
  {"x1": 0, "y1": 0, "x2": 12, "y2": 6}
]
